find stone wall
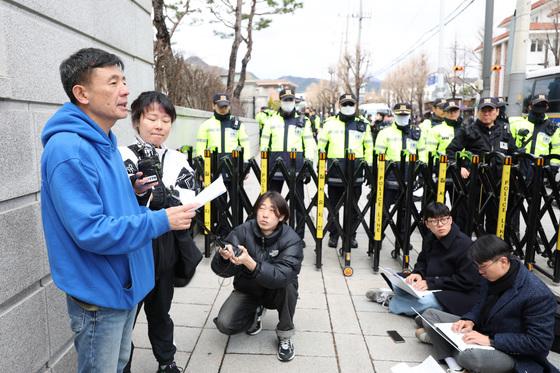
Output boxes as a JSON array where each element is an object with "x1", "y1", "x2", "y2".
[{"x1": 0, "y1": 1, "x2": 153, "y2": 371}]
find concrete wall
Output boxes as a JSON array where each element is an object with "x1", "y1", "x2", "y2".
[{"x1": 0, "y1": 1, "x2": 153, "y2": 371}]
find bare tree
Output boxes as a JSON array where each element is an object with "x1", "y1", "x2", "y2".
[
  {"x1": 382, "y1": 54, "x2": 429, "y2": 115},
  {"x1": 152, "y1": 0, "x2": 199, "y2": 92},
  {"x1": 337, "y1": 46, "x2": 370, "y2": 106},
  {"x1": 546, "y1": 1, "x2": 560, "y2": 67},
  {"x1": 207, "y1": 0, "x2": 303, "y2": 99},
  {"x1": 305, "y1": 79, "x2": 340, "y2": 115},
  {"x1": 166, "y1": 54, "x2": 226, "y2": 110}
]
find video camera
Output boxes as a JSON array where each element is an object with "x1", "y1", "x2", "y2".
[{"x1": 136, "y1": 141, "x2": 181, "y2": 209}]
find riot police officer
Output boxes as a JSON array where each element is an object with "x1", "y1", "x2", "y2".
[
  {"x1": 319, "y1": 93, "x2": 373, "y2": 249},
  {"x1": 256, "y1": 106, "x2": 275, "y2": 137},
  {"x1": 303, "y1": 106, "x2": 321, "y2": 141},
  {"x1": 260, "y1": 88, "x2": 316, "y2": 242},
  {"x1": 375, "y1": 102, "x2": 427, "y2": 251},
  {"x1": 195, "y1": 93, "x2": 250, "y2": 235},
  {"x1": 427, "y1": 99, "x2": 462, "y2": 158},
  {"x1": 420, "y1": 98, "x2": 447, "y2": 133},
  {"x1": 446, "y1": 97, "x2": 517, "y2": 233},
  {"x1": 195, "y1": 93, "x2": 250, "y2": 158},
  {"x1": 495, "y1": 96, "x2": 509, "y2": 127}
]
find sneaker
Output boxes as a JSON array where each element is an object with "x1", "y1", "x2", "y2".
[
  {"x1": 350, "y1": 238, "x2": 358, "y2": 248},
  {"x1": 415, "y1": 327, "x2": 432, "y2": 344},
  {"x1": 157, "y1": 362, "x2": 182, "y2": 373},
  {"x1": 328, "y1": 236, "x2": 338, "y2": 248},
  {"x1": 277, "y1": 337, "x2": 295, "y2": 362},
  {"x1": 365, "y1": 288, "x2": 393, "y2": 307},
  {"x1": 246, "y1": 305, "x2": 266, "y2": 336}
]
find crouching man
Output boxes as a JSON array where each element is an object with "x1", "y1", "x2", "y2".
[
  {"x1": 421, "y1": 235, "x2": 559, "y2": 373},
  {"x1": 211, "y1": 191, "x2": 304, "y2": 362}
]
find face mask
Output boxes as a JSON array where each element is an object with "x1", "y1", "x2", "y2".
[
  {"x1": 280, "y1": 101, "x2": 295, "y2": 113},
  {"x1": 531, "y1": 104, "x2": 548, "y2": 114},
  {"x1": 340, "y1": 105, "x2": 356, "y2": 116},
  {"x1": 395, "y1": 114, "x2": 410, "y2": 127}
]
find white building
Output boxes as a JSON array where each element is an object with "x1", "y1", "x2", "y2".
[{"x1": 480, "y1": 0, "x2": 559, "y2": 96}]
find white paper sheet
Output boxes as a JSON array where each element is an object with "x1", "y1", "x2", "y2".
[
  {"x1": 435, "y1": 323, "x2": 495, "y2": 351},
  {"x1": 181, "y1": 176, "x2": 227, "y2": 207},
  {"x1": 391, "y1": 356, "x2": 446, "y2": 373},
  {"x1": 380, "y1": 267, "x2": 440, "y2": 299}
]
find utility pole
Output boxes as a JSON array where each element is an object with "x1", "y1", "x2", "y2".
[
  {"x1": 482, "y1": 0, "x2": 494, "y2": 97},
  {"x1": 436, "y1": 0, "x2": 446, "y2": 97},
  {"x1": 507, "y1": 0, "x2": 531, "y2": 116},
  {"x1": 351, "y1": 0, "x2": 371, "y2": 104}
]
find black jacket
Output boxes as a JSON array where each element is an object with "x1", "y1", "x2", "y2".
[
  {"x1": 446, "y1": 119, "x2": 517, "y2": 162},
  {"x1": 211, "y1": 220, "x2": 304, "y2": 297},
  {"x1": 412, "y1": 223, "x2": 480, "y2": 315}
]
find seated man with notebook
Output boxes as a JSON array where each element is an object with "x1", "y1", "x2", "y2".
[
  {"x1": 366, "y1": 203, "x2": 479, "y2": 319},
  {"x1": 420, "y1": 235, "x2": 558, "y2": 373}
]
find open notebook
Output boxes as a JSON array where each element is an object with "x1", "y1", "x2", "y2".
[
  {"x1": 413, "y1": 308, "x2": 495, "y2": 352},
  {"x1": 380, "y1": 267, "x2": 440, "y2": 299}
]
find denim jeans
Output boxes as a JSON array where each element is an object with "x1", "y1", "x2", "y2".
[
  {"x1": 388, "y1": 287, "x2": 442, "y2": 316},
  {"x1": 67, "y1": 295, "x2": 137, "y2": 373}
]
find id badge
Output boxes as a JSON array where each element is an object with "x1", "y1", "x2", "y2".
[
  {"x1": 407, "y1": 139, "x2": 417, "y2": 153},
  {"x1": 500, "y1": 141, "x2": 508, "y2": 150},
  {"x1": 540, "y1": 133, "x2": 551, "y2": 144}
]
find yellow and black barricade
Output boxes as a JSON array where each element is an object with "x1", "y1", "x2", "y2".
[
  {"x1": 342, "y1": 151, "x2": 356, "y2": 277},
  {"x1": 203, "y1": 149, "x2": 212, "y2": 257},
  {"x1": 372, "y1": 153, "x2": 385, "y2": 272},
  {"x1": 436, "y1": 155, "x2": 448, "y2": 204},
  {"x1": 496, "y1": 156, "x2": 512, "y2": 239},
  {"x1": 315, "y1": 151, "x2": 327, "y2": 268},
  {"x1": 260, "y1": 150, "x2": 268, "y2": 195}
]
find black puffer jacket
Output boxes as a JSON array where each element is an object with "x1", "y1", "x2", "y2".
[{"x1": 211, "y1": 220, "x2": 303, "y2": 297}]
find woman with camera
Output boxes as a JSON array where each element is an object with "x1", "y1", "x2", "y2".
[
  {"x1": 119, "y1": 91, "x2": 200, "y2": 373},
  {"x1": 211, "y1": 191, "x2": 304, "y2": 362}
]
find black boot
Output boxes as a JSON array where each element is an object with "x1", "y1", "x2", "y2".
[
  {"x1": 350, "y1": 237, "x2": 358, "y2": 248},
  {"x1": 328, "y1": 235, "x2": 338, "y2": 248}
]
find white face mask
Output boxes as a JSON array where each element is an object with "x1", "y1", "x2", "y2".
[
  {"x1": 340, "y1": 105, "x2": 356, "y2": 116},
  {"x1": 281, "y1": 101, "x2": 295, "y2": 113},
  {"x1": 395, "y1": 114, "x2": 410, "y2": 127}
]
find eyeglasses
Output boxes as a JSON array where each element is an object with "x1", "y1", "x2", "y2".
[
  {"x1": 476, "y1": 257, "x2": 502, "y2": 271},
  {"x1": 425, "y1": 216, "x2": 451, "y2": 226}
]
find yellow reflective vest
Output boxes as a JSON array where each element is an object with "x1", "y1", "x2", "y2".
[
  {"x1": 375, "y1": 122, "x2": 428, "y2": 163},
  {"x1": 195, "y1": 115, "x2": 249, "y2": 157},
  {"x1": 260, "y1": 112, "x2": 315, "y2": 160},
  {"x1": 318, "y1": 115, "x2": 373, "y2": 164},
  {"x1": 509, "y1": 115, "x2": 560, "y2": 159}
]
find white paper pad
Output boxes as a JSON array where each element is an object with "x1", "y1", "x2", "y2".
[
  {"x1": 182, "y1": 176, "x2": 227, "y2": 207},
  {"x1": 380, "y1": 267, "x2": 440, "y2": 299},
  {"x1": 391, "y1": 356, "x2": 446, "y2": 373}
]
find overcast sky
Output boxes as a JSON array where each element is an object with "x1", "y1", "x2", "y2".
[{"x1": 173, "y1": 0, "x2": 516, "y2": 81}]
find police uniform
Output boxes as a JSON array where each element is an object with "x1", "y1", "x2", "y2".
[
  {"x1": 256, "y1": 107, "x2": 275, "y2": 137},
  {"x1": 195, "y1": 94, "x2": 250, "y2": 158},
  {"x1": 196, "y1": 93, "x2": 250, "y2": 236},
  {"x1": 446, "y1": 97, "x2": 518, "y2": 234},
  {"x1": 260, "y1": 88, "x2": 316, "y2": 239},
  {"x1": 420, "y1": 98, "x2": 447, "y2": 134},
  {"x1": 375, "y1": 102, "x2": 427, "y2": 248},
  {"x1": 426, "y1": 100, "x2": 463, "y2": 158},
  {"x1": 318, "y1": 93, "x2": 374, "y2": 248}
]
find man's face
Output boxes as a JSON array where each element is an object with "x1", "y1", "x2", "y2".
[
  {"x1": 424, "y1": 215, "x2": 452, "y2": 239},
  {"x1": 214, "y1": 103, "x2": 230, "y2": 115},
  {"x1": 476, "y1": 256, "x2": 509, "y2": 282},
  {"x1": 256, "y1": 198, "x2": 283, "y2": 235},
  {"x1": 445, "y1": 108, "x2": 460, "y2": 121},
  {"x1": 81, "y1": 65, "x2": 129, "y2": 127},
  {"x1": 434, "y1": 106, "x2": 445, "y2": 117},
  {"x1": 478, "y1": 107, "x2": 497, "y2": 126}
]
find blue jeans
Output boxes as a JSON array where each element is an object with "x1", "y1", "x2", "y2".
[
  {"x1": 67, "y1": 296, "x2": 137, "y2": 373},
  {"x1": 388, "y1": 287, "x2": 442, "y2": 316}
]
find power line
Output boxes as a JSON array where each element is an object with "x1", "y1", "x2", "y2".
[{"x1": 371, "y1": 0, "x2": 477, "y2": 77}]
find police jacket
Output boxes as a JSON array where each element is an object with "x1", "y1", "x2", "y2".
[
  {"x1": 211, "y1": 219, "x2": 303, "y2": 296},
  {"x1": 509, "y1": 114, "x2": 560, "y2": 159},
  {"x1": 318, "y1": 113, "x2": 373, "y2": 185},
  {"x1": 411, "y1": 223, "x2": 480, "y2": 315},
  {"x1": 375, "y1": 122, "x2": 427, "y2": 163},
  {"x1": 462, "y1": 262, "x2": 559, "y2": 373},
  {"x1": 260, "y1": 110, "x2": 316, "y2": 179},
  {"x1": 446, "y1": 119, "x2": 517, "y2": 162},
  {"x1": 119, "y1": 145, "x2": 201, "y2": 279},
  {"x1": 195, "y1": 113, "x2": 249, "y2": 158},
  {"x1": 425, "y1": 119, "x2": 461, "y2": 159}
]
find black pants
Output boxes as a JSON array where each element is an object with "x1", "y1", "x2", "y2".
[
  {"x1": 270, "y1": 179, "x2": 305, "y2": 238},
  {"x1": 123, "y1": 269, "x2": 176, "y2": 372},
  {"x1": 328, "y1": 184, "x2": 362, "y2": 239},
  {"x1": 214, "y1": 283, "x2": 298, "y2": 339}
]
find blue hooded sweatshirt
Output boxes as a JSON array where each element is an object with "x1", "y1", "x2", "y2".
[{"x1": 41, "y1": 103, "x2": 170, "y2": 310}]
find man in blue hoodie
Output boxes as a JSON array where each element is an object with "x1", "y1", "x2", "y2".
[{"x1": 41, "y1": 48, "x2": 197, "y2": 373}]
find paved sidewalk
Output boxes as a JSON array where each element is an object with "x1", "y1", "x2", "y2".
[{"x1": 129, "y1": 231, "x2": 560, "y2": 373}]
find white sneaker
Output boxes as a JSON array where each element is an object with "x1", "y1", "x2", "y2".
[{"x1": 365, "y1": 288, "x2": 393, "y2": 307}]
